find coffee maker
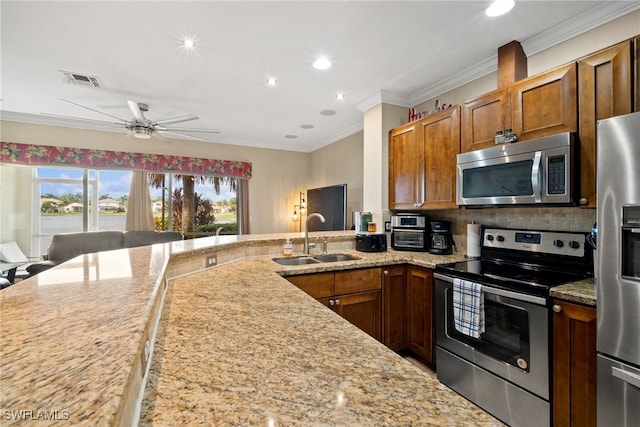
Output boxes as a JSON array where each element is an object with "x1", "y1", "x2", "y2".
[{"x1": 429, "y1": 221, "x2": 454, "y2": 254}]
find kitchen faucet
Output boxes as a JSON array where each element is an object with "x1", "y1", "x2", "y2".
[{"x1": 304, "y1": 212, "x2": 326, "y2": 255}]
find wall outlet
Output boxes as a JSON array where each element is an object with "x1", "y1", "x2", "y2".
[{"x1": 205, "y1": 255, "x2": 217, "y2": 267}]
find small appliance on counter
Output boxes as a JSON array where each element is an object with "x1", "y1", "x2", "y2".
[
  {"x1": 390, "y1": 213, "x2": 428, "y2": 251},
  {"x1": 355, "y1": 233, "x2": 387, "y2": 253},
  {"x1": 429, "y1": 221, "x2": 454, "y2": 255}
]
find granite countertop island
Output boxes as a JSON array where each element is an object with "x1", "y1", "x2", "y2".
[{"x1": 0, "y1": 231, "x2": 594, "y2": 425}]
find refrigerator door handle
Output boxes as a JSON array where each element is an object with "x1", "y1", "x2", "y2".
[{"x1": 612, "y1": 366, "x2": 640, "y2": 389}]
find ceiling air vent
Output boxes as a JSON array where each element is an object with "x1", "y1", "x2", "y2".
[{"x1": 60, "y1": 70, "x2": 102, "y2": 88}]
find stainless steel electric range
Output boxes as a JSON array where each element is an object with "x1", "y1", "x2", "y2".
[{"x1": 434, "y1": 227, "x2": 593, "y2": 427}]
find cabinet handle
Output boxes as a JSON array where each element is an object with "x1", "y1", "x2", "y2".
[
  {"x1": 383, "y1": 270, "x2": 388, "y2": 275},
  {"x1": 329, "y1": 299, "x2": 335, "y2": 306},
  {"x1": 552, "y1": 304, "x2": 562, "y2": 313},
  {"x1": 579, "y1": 198, "x2": 588, "y2": 205},
  {"x1": 335, "y1": 299, "x2": 340, "y2": 305}
]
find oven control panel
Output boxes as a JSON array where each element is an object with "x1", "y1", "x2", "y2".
[{"x1": 483, "y1": 228, "x2": 586, "y2": 257}]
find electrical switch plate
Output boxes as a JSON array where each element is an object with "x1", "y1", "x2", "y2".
[{"x1": 205, "y1": 255, "x2": 217, "y2": 267}]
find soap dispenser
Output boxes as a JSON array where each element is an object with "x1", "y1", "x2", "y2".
[{"x1": 283, "y1": 238, "x2": 293, "y2": 257}]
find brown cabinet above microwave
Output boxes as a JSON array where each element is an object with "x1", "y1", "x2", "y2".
[{"x1": 461, "y1": 62, "x2": 578, "y2": 153}]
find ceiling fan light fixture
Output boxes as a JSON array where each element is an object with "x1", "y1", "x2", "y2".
[{"x1": 132, "y1": 126, "x2": 152, "y2": 139}]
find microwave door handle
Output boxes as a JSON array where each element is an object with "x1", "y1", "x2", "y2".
[{"x1": 531, "y1": 150, "x2": 543, "y2": 203}]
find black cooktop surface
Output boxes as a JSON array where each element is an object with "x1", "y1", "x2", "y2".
[{"x1": 436, "y1": 258, "x2": 591, "y2": 296}]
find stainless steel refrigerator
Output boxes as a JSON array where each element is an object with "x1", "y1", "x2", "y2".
[{"x1": 597, "y1": 111, "x2": 640, "y2": 426}]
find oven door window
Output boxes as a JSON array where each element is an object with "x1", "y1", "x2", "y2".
[
  {"x1": 462, "y1": 160, "x2": 534, "y2": 198},
  {"x1": 393, "y1": 230, "x2": 425, "y2": 248},
  {"x1": 446, "y1": 291, "x2": 531, "y2": 370}
]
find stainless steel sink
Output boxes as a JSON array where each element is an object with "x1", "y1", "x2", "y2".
[
  {"x1": 273, "y1": 253, "x2": 360, "y2": 265},
  {"x1": 272, "y1": 256, "x2": 320, "y2": 266},
  {"x1": 312, "y1": 253, "x2": 361, "y2": 263}
]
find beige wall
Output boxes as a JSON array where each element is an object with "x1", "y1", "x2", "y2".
[{"x1": 308, "y1": 131, "x2": 364, "y2": 229}]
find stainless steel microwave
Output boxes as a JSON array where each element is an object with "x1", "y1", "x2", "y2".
[{"x1": 456, "y1": 132, "x2": 575, "y2": 206}]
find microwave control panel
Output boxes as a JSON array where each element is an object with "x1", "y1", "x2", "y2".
[{"x1": 547, "y1": 155, "x2": 566, "y2": 195}]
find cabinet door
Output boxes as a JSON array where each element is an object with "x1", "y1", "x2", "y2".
[
  {"x1": 389, "y1": 122, "x2": 424, "y2": 210},
  {"x1": 420, "y1": 106, "x2": 461, "y2": 209},
  {"x1": 578, "y1": 40, "x2": 633, "y2": 208},
  {"x1": 335, "y1": 267, "x2": 381, "y2": 296},
  {"x1": 382, "y1": 266, "x2": 407, "y2": 351},
  {"x1": 461, "y1": 87, "x2": 511, "y2": 152},
  {"x1": 552, "y1": 300, "x2": 597, "y2": 427},
  {"x1": 406, "y1": 267, "x2": 434, "y2": 362},
  {"x1": 335, "y1": 291, "x2": 382, "y2": 341},
  {"x1": 287, "y1": 272, "x2": 334, "y2": 299},
  {"x1": 511, "y1": 62, "x2": 578, "y2": 141}
]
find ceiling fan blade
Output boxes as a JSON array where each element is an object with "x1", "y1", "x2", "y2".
[
  {"x1": 153, "y1": 115, "x2": 199, "y2": 126},
  {"x1": 40, "y1": 112, "x2": 123, "y2": 127},
  {"x1": 59, "y1": 98, "x2": 129, "y2": 123},
  {"x1": 127, "y1": 100, "x2": 144, "y2": 120},
  {"x1": 158, "y1": 126, "x2": 220, "y2": 134},
  {"x1": 158, "y1": 130, "x2": 212, "y2": 142}
]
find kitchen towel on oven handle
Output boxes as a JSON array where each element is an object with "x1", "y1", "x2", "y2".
[{"x1": 453, "y1": 278, "x2": 485, "y2": 338}]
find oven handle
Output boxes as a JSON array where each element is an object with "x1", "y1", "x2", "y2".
[{"x1": 434, "y1": 272, "x2": 547, "y2": 305}]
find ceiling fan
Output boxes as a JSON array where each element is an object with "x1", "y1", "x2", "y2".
[{"x1": 43, "y1": 98, "x2": 220, "y2": 141}]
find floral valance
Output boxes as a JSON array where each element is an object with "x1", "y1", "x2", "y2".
[{"x1": 0, "y1": 141, "x2": 252, "y2": 179}]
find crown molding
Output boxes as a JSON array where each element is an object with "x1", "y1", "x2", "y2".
[{"x1": 356, "y1": 90, "x2": 410, "y2": 113}]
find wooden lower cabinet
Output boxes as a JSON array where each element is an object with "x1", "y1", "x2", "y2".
[
  {"x1": 287, "y1": 268, "x2": 382, "y2": 341},
  {"x1": 552, "y1": 299, "x2": 597, "y2": 427},
  {"x1": 288, "y1": 265, "x2": 435, "y2": 364},
  {"x1": 382, "y1": 266, "x2": 407, "y2": 351},
  {"x1": 406, "y1": 266, "x2": 434, "y2": 363}
]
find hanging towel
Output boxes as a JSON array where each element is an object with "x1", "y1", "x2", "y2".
[{"x1": 453, "y1": 278, "x2": 485, "y2": 338}]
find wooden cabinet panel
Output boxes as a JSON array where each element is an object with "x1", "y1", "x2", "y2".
[
  {"x1": 287, "y1": 272, "x2": 334, "y2": 299},
  {"x1": 382, "y1": 266, "x2": 407, "y2": 351},
  {"x1": 335, "y1": 268, "x2": 381, "y2": 295},
  {"x1": 552, "y1": 300, "x2": 597, "y2": 427},
  {"x1": 511, "y1": 62, "x2": 578, "y2": 141},
  {"x1": 461, "y1": 87, "x2": 511, "y2": 152},
  {"x1": 288, "y1": 268, "x2": 383, "y2": 342},
  {"x1": 406, "y1": 267, "x2": 434, "y2": 362},
  {"x1": 420, "y1": 106, "x2": 460, "y2": 209},
  {"x1": 389, "y1": 122, "x2": 424, "y2": 210},
  {"x1": 336, "y1": 291, "x2": 382, "y2": 341},
  {"x1": 578, "y1": 40, "x2": 633, "y2": 207}
]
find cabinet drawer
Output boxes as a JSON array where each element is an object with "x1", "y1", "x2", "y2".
[
  {"x1": 335, "y1": 267, "x2": 382, "y2": 295},
  {"x1": 287, "y1": 272, "x2": 334, "y2": 299}
]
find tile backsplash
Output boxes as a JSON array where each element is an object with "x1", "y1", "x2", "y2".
[{"x1": 424, "y1": 207, "x2": 596, "y2": 255}]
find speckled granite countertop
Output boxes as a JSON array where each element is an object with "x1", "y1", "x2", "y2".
[
  {"x1": 550, "y1": 278, "x2": 596, "y2": 306},
  {"x1": 140, "y1": 256, "x2": 501, "y2": 426},
  {"x1": 1, "y1": 230, "x2": 592, "y2": 425}
]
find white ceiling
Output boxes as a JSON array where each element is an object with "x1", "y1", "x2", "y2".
[{"x1": 1, "y1": 1, "x2": 638, "y2": 152}]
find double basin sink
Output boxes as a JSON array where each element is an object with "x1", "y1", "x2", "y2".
[{"x1": 273, "y1": 253, "x2": 360, "y2": 266}]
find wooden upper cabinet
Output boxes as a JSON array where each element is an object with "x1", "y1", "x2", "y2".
[
  {"x1": 578, "y1": 39, "x2": 633, "y2": 207},
  {"x1": 389, "y1": 122, "x2": 424, "y2": 210},
  {"x1": 420, "y1": 106, "x2": 461, "y2": 209},
  {"x1": 461, "y1": 87, "x2": 511, "y2": 152},
  {"x1": 511, "y1": 62, "x2": 578, "y2": 141}
]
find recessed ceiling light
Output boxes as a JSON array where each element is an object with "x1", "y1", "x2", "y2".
[
  {"x1": 300, "y1": 124, "x2": 314, "y2": 129},
  {"x1": 320, "y1": 109, "x2": 337, "y2": 116},
  {"x1": 486, "y1": 0, "x2": 515, "y2": 17},
  {"x1": 336, "y1": 92, "x2": 345, "y2": 101},
  {"x1": 285, "y1": 134, "x2": 298, "y2": 139},
  {"x1": 267, "y1": 77, "x2": 277, "y2": 86},
  {"x1": 313, "y1": 57, "x2": 332, "y2": 70},
  {"x1": 182, "y1": 38, "x2": 196, "y2": 48}
]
